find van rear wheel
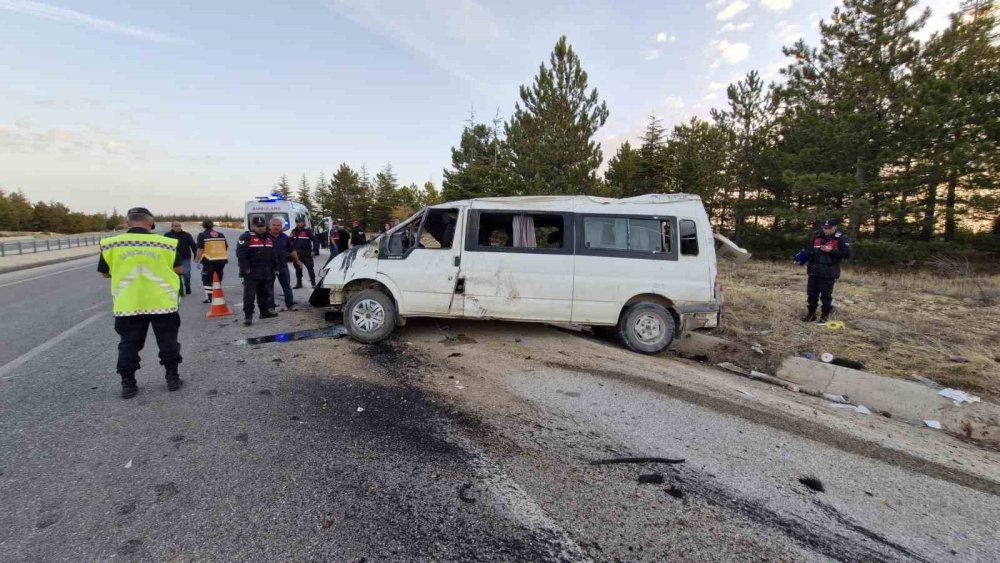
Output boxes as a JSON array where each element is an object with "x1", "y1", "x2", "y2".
[
  {"x1": 618, "y1": 302, "x2": 675, "y2": 354},
  {"x1": 344, "y1": 289, "x2": 396, "y2": 344}
]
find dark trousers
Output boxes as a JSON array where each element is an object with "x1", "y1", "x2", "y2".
[
  {"x1": 272, "y1": 266, "x2": 294, "y2": 308},
  {"x1": 807, "y1": 276, "x2": 836, "y2": 313},
  {"x1": 243, "y1": 277, "x2": 274, "y2": 318},
  {"x1": 294, "y1": 255, "x2": 315, "y2": 285},
  {"x1": 114, "y1": 313, "x2": 182, "y2": 378},
  {"x1": 202, "y1": 262, "x2": 225, "y2": 299}
]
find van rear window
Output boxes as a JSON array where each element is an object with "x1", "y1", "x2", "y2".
[
  {"x1": 583, "y1": 217, "x2": 671, "y2": 254},
  {"x1": 477, "y1": 212, "x2": 564, "y2": 250}
]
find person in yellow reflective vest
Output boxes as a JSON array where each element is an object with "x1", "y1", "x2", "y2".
[{"x1": 98, "y1": 207, "x2": 186, "y2": 399}]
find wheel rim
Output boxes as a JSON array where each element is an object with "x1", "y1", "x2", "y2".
[
  {"x1": 632, "y1": 313, "x2": 664, "y2": 344},
  {"x1": 351, "y1": 299, "x2": 386, "y2": 333}
]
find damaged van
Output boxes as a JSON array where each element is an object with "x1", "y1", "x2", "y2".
[{"x1": 310, "y1": 194, "x2": 743, "y2": 354}]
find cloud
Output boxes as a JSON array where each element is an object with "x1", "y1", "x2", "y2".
[
  {"x1": 760, "y1": 0, "x2": 792, "y2": 11},
  {"x1": 656, "y1": 31, "x2": 667, "y2": 42},
  {"x1": 721, "y1": 21, "x2": 753, "y2": 32},
  {"x1": 640, "y1": 48, "x2": 661, "y2": 61},
  {"x1": 716, "y1": 1, "x2": 750, "y2": 21},
  {"x1": 664, "y1": 96, "x2": 685, "y2": 110},
  {"x1": 0, "y1": 120, "x2": 150, "y2": 159},
  {"x1": 707, "y1": 81, "x2": 729, "y2": 92},
  {"x1": 0, "y1": 0, "x2": 188, "y2": 44},
  {"x1": 770, "y1": 20, "x2": 802, "y2": 44},
  {"x1": 710, "y1": 39, "x2": 750, "y2": 65}
]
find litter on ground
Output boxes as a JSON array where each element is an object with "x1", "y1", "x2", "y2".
[
  {"x1": 938, "y1": 388, "x2": 981, "y2": 405},
  {"x1": 924, "y1": 420, "x2": 942, "y2": 429}
]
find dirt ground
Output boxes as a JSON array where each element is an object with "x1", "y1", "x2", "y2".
[{"x1": 714, "y1": 259, "x2": 1000, "y2": 400}]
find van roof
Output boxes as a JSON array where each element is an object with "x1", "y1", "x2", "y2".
[{"x1": 431, "y1": 193, "x2": 705, "y2": 213}]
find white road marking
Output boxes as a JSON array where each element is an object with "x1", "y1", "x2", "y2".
[
  {"x1": 0, "y1": 262, "x2": 95, "y2": 290},
  {"x1": 0, "y1": 312, "x2": 105, "y2": 380}
]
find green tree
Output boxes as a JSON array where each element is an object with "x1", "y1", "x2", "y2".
[
  {"x1": 272, "y1": 174, "x2": 292, "y2": 199},
  {"x1": 604, "y1": 141, "x2": 641, "y2": 198},
  {"x1": 371, "y1": 163, "x2": 399, "y2": 230},
  {"x1": 422, "y1": 181, "x2": 442, "y2": 205},
  {"x1": 663, "y1": 118, "x2": 732, "y2": 228},
  {"x1": 442, "y1": 121, "x2": 511, "y2": 201},
  {"x1": 711, "y1": 71, "x2": 777, "y2": 239},
  {"x1": 505, "y1": 36, "x2": 609, "y2": 195},
  {"x1": 296, "y1": 174, "x2": 316, "y2": 217},
  {"x1": 325, "y1": 163, "x2": 358, "y2": 223},
  {"x1": 778, "y1": 0, "x2": 928, "y2": 239},
  {"x1": 636, "y1": 116, "x2": 668, "y2": 195}
]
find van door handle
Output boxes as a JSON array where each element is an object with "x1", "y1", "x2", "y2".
[{"x1": 454, "y1": 256, "x2": 461, "y2": 267}]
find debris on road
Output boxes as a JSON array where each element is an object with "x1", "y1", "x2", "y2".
[
  {"x1": 590, "y1": 457, "x2": 685, "y2": 466},
  {"x1": 448, "y1": 352, "x2": 462, "y2": 358},
  {"x1": 829, "y1": 357, "x2": 866, "y2": 370},
  {"x1": 356, "y1": 407, "x2": 365, "y2": 413},
  {"x1": 737, "y1": 389, "x2": 755, "y2": 399},
  {"x1": 124, "y1": 459, "x2": 132, "y2": 469},
  {"x1": 665, "y1": 485, "x2": 686, "y2": 499},
  {"x1": 638, "y1": 473, "x2": 666, "y2": 484},
  {"x1": 458, "y1": 482, "x2": 479, "y2": 503},
  {"x1": 829, "y1": 403, "x2": 871, "y2": 415},
  {"x1": 939, "y1": 388, "x2": 981, "y2": 405},
  {"x1": 924, "y1": 420, "x2": 942, "y2": 429},
  {"x1": 798, "y1": 476, "x2": 825, "y2": 493}
]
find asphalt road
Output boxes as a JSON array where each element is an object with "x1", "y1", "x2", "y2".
[{"x1": 1, "y1": 228, "x2": 999, "y2": 561}]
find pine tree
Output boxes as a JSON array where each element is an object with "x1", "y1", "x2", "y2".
[
  {"x1": 356, "y1": 165, "x2": 373, "y2": 228},
  {"x1": 442, "y1": 120, "x2": 511, "y2": 201},
  {"x1": 636, "y1": 116, "x2": 667, "y2": 195},
  {"x1": 371, "y1": 163, "x2": 399, "y2": 230},
  {"x1": 422, "y1": 181, "x2": 442, "y2": 206},
  {"x1": 273, "y1": 174, "x2": 292, "y2": 199},
  {"x1": 296, "y1": 174, "x2": 316, "y2": 217},
  {"x1": 604, "y1": 142, "x2": 641, "y2": 198},
  {"x1": 505, "y1": 36, "x2": 609, "y2": 195},
  {"x1": 312, "y1": 172, "x2": 328, "y2": 216},
  {"x1": 711, "y1": 71, "x2": 776, "y2": 239},
  {"x1": 328, "y1": 164, "x2": 359, "y2": 223},
  {"x1": 663, "y1": 119, "x2": 733, "y2": 228}
]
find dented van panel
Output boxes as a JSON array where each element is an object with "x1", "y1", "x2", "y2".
[{"x1": 311, "y1": 194, "x2": 745, "y2": 349}]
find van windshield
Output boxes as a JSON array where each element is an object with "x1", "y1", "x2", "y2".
[{"x1": 248, "y1": 213, "x2": 289, "y2": 230}]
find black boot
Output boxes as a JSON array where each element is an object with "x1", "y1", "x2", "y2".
[
  {"x1": 165, "y1": 367, "x2": 182, "y2": 391},
  {"x1": 244, "y1": 316, "x2": 253, "y2": 326},
  {"x1": 293, "y1": 282, "x2": 303, "y2": 289},
  {"x1": 121, "y1": 375, "x2": 138, "y2": 400},
  {"x1": 818, "y1": 309, "x2": 831, "y2": 324},
  {"x1": 801, "y1": 308, "x2": 817, "y2": 322},
  {"x1": 260, "y1": 310, "x2": 279, "y2": 319},
  {"x1": 185, "y1": 286, "x2": 192, "y2": 295}
]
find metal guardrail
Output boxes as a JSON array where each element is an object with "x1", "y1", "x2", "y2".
[{"x1": 0, "y1": 235, "x2": 105, "y2": 257}]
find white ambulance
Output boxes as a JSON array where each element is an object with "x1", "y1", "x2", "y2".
[
  {"x1": 244, "y1": 196, "x2": 312, "y2": 235},
  {"x1": 311, "y1": 194, "x2": 746, "y2": 354}
]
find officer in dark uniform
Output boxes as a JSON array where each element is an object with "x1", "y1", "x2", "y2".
[
  {"x1": 195, "y1": 220, "x2": 229, "y2": 304},
  {"x1": 290, "y1": 215, "x2": 321, "y2": 288},
  {"x1": 802, "y1": 218, "x2": 852, "y2": 323},
  {"x1": 237, "y1": 217, "x2": 280, "y2": 326}
]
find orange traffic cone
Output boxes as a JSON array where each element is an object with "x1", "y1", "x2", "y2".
[{"x1": 206, "y1": 272, "x2": 233, "y2": 318}]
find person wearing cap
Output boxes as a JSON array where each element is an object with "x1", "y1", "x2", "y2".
[
  {"x1": 802, "y1": 218, "x2": 852, "y2": 323},
  {"x1": 237, "y1": 216, "x2": 280, "y2": 325},
  {"x1": 350, "y1": 219, "x2": 367, "y2": 248},
  {"x1": 195, "y1": 220, "x2": 229, "y2": 304},
  {"x1": 268, "y1": 217, "x2": 302, "y2": 311},
  {"x1": 163, "y1": 221, "x2": 197, "y2": 297},
  {"x1": 290, "y1": 215, "x2": 321, "y2": 288},
  {"x1": 98, "y1": 207, "x2": 185, "y2": 399}
]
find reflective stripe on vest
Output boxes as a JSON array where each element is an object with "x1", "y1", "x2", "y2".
[{"x1": 100, "y1": 233, "x2": 180, "y2": 317}]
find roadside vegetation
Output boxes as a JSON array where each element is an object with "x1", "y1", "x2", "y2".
[{"x1": 716, "y1": 258, "x2": 1000, "y2": 399}]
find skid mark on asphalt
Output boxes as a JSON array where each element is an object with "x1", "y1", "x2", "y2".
[
  {"x1": 0, "y1": 312, "x2": 105, "y2": 381},
  {"x1": 543, "y1": 360, "x2": 1000, "y2": 497}
]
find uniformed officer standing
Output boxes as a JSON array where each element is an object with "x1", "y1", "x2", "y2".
[
  {"x1": 802, "y1": 218, "x2": 852, "y2": 323},
  {"x1": 98, "y1": 207, "x2": 184, "y2": 399},
  {"x1": 195, "y1": 220, "x2": 229, "y2": 304},
  {"x1": 350, "y1": 219, "x2": 367, "y2": 248},
  {"x1": 269, "y1": 217, "x2": 302, "y2": 311},
  {"x1": 237, "y1": 217, "x2": 280, "y2": 326},
  {"x1": 290, "y1": 216, "x2": 321, "y2": 288}
]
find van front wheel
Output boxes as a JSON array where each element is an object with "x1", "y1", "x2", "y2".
[
  {"x1": 345, "y1": 289, "x2": 397, "y2": 344},
  {"x1": 619, "y1": 302, "x2": 675, "y2": 354}
]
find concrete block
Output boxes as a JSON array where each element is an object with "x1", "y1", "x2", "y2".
[{"x1": 777, "y1": 357, "x2": 1000, "y2": 444}]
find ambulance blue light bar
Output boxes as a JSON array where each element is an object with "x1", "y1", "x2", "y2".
[{"x1": 255, "y1": 195, "x2": 284, "y2": 202}]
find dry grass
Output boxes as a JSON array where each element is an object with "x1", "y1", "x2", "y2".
[{"x1": 715, "y1": 259, "x2": 1000, "y2": 399}]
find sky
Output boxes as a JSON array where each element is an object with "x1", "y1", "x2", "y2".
[{"x1": 0, "y1": 0, "x2": 962, "y2": 215}]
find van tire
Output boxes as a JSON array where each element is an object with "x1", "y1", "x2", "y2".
[
  {"x1": 618, "y1": 302, "x2": 675, "y2": 354},
  {"x1": 344, "y1": 289, "x2": 397, "y2": 344}
]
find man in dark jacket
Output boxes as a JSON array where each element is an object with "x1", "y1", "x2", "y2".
[
  {"x1": 350, "y1": 219, "x2": 367, "y2": 248},
  {"x1": 164, "y1": 221, "x2": 198, "y2": 296},
  {"x1": 330, "y1": 221, "x2": 350, "y2": 257},
  {"x1": 802, "y1": 219, "x2": 852, "y2": 323},
  {"x1": 236, "y1": 217, "x2": 280, "y2": 326},
  {"x1": 269, "y1": 217, "x2": 302, "y2": 311},
  {"x1": 290, "y1": 216, "x2": 321, "y2": 288}
]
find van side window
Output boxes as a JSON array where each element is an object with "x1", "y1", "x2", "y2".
[
  {"x1": 584, "y1": 216, "x2": 670, "y2": 253},
  {"x1": 420, "y1": 209, "x2": 458, "y2": 249},
  {"x1": 477, "y1": 212, "x2": 564, "y2": 250},
  {"x1": 680, "y1": 219, "x2": 698, "y2": 256}
]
